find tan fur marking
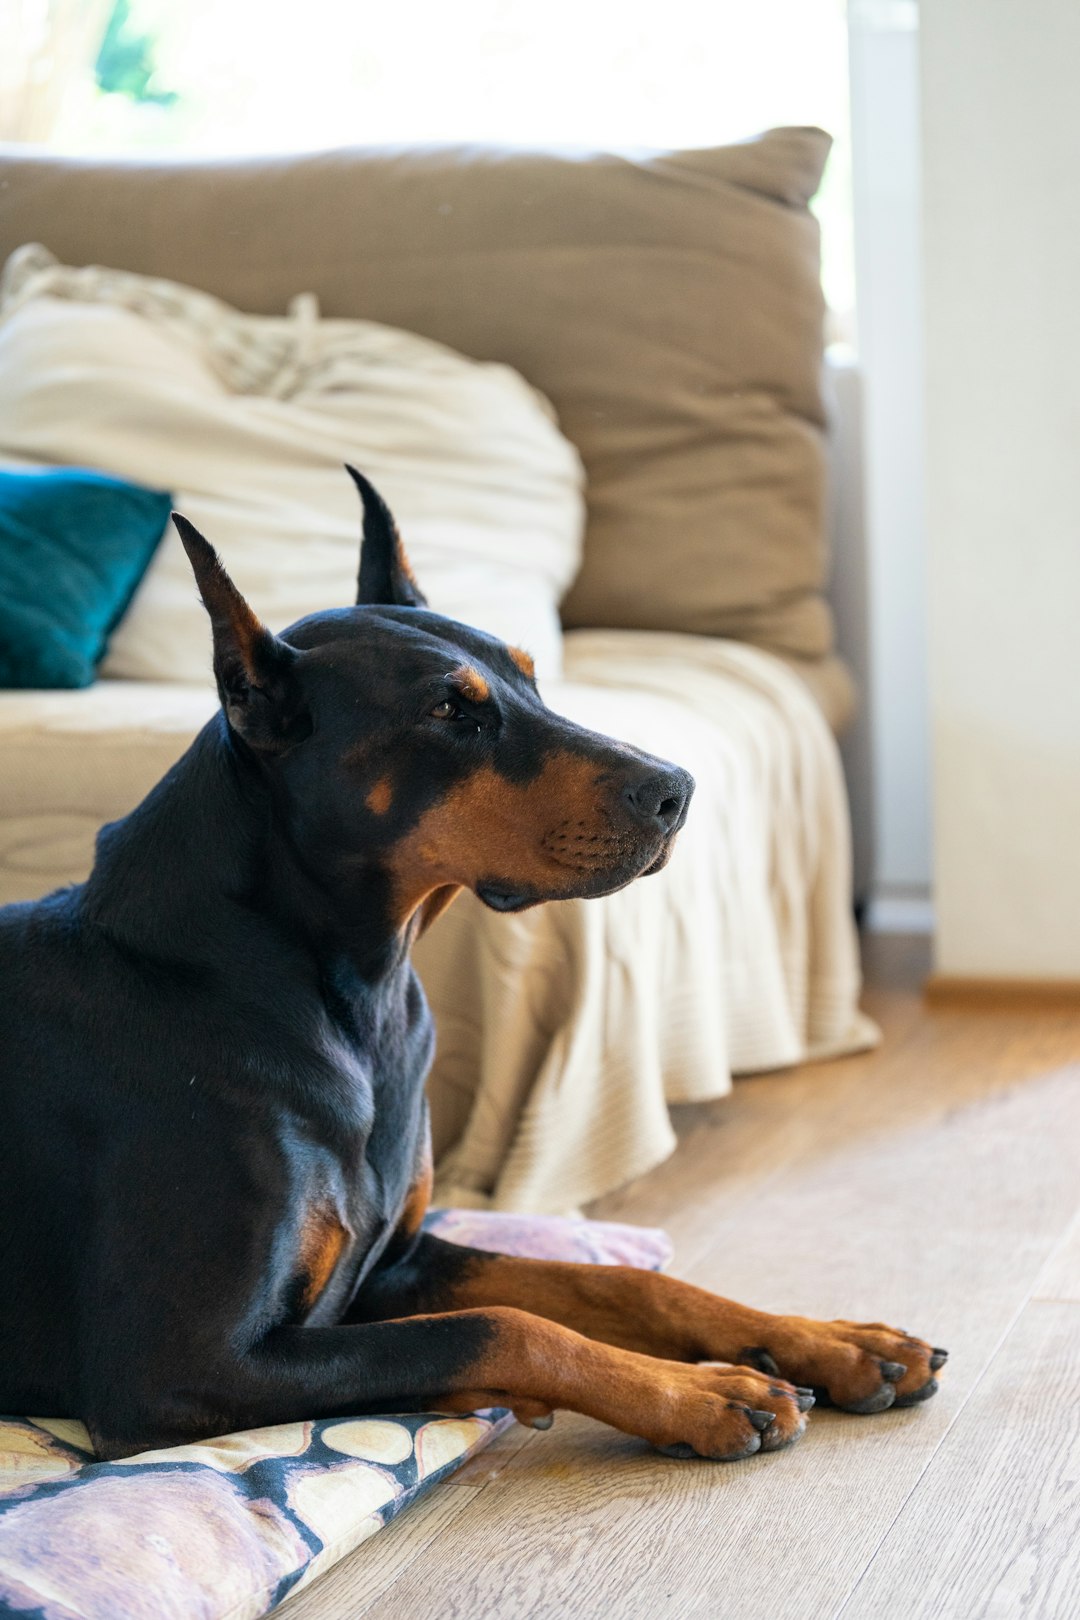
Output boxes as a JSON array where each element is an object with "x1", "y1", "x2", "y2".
[
  {"x1": 397, "y1": 1150, "x2": 434, "y2": 1242},
  {"x1": 414, "y1": 1306, "x2": 813, "y2": 1459},
  {"x1": 418, "y1": 884, "x2": 462, "y2": 935},
  {"x1": 365, "y1": 778, "x2": 393, "y2": 815},
  {"x1": 374, "y1": 493, "x2": 422, "y2": 594},
  {"x1": 297, "y1": 1208, "x2": 349, "y2": 1312},
  {"x1": 509, "y1": 645, "x2": 535, "y2": 680},
  {"x1": 188, "y1": 543, "x2": 268, "y2": 682},
  {"x1": 383, "y1": 753, "x2": 643, "y2": 928},
  {"x1": 222, "y1": 594, "x2": 264, "y2": 659},
  {"x1": 395, "y1": 531, "x2": 421, "y2": 592},
  {"x1": 449, "y1": 665, "x2": 490, "y2": 704},
  {"x1": 426, "y1": 1258, "x2": 942, "y2": 1420}
]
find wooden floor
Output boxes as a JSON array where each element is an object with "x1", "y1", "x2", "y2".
[{"x1": 279, "y1": 934, "x2": 1080, "y2": 1620}]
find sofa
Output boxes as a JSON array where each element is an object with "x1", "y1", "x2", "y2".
[{"x1": 0, "y1": 129, "x2": 876, "y2": 1213}]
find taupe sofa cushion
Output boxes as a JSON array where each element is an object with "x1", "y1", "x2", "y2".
[{"x1": 0, "y1": 128, "x2": 832, "y2": 658}]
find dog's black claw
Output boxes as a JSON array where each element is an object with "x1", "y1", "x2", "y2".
[
  {"x1": 879, "y1": 1361, "x2": 908, "y2": 1383},
  {"x1": 893, "y1": 1377, "x2": 939, "y2": 1408},
  {"x1": 657, "y1": 1441, "x2": 698, "y2": 1459},
  {"x1": 930, "y1": 1349, "x2": 949, "y2": 1371},
  {"x1": 740, "y1": 1346, "x2": 781, "y2": 1377},
  {"x1": 795, "y1": 1390, "x2": 816, "y2": 1413},
  {"x1": 759, "y1": 1423, "x2": 802, "y2": 1453},
  {"x1": 843, "y1": 1384, "x2": 896, "y2": 1415},
  {"x1": 529, "y1": 1413, "x2": 554, "y2": 1430},
  {"x1": 748, "y1": 1409, "x2": 776, "y2": 1432},
  {"x1": 811, "y1": 1386, "x2": 836, "y2": 1408}
]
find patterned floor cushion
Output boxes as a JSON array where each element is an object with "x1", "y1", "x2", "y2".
[{"x1": 0, "y1": 1211, "x2": 670, "y2": 1620}]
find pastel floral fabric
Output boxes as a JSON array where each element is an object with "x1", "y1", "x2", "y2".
[{"x1": 0, "y1": 1211, "x2": 670, "y2": 1619}]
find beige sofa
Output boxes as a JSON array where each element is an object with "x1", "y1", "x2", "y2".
[{"x1": 0, "y1": 130, "x2": 876, "y2": 1212}]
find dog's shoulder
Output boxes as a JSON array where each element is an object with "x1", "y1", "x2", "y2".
[{"x1": 0, "y1": 886, "x2": 93, "y2": 1051}]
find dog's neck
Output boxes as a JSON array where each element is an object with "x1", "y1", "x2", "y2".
[{"x1": 82, "y1": 715, "x2": 417, "y2": 994}]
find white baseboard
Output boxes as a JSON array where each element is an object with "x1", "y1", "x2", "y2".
[{"x1": 865, "y1": 891, "x2": 935, "y2": 934}]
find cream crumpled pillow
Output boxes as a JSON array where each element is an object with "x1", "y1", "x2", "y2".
[{"x1": 0, "y1": 244, "x2": 585, "y2": 682}]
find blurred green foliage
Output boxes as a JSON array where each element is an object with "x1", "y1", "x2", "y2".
[{"x1": 94, "y1": 0, "x2": 177, "y2": 105}]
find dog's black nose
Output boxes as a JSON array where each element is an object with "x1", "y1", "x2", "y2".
[{"x1": 623, "y1": 767, "x2": 694, "y2": 834}]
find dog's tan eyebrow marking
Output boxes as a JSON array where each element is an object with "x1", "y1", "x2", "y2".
[
  {"x1": 366, "y1": 778, "x2": 393, "y2": 815},
  {"x1": 509, "y1": 646, "x2": 535, "y2": 680},
  {"x1": 448, "y1": 665, "x2": 490, "y2": 703}
]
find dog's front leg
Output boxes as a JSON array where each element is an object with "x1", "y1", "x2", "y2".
[
  {"x1": 92, "y1": 1308, "x2": 816, "y2": 1462},
  {"x1": 355, "y1": 1236, "x2": 946, "y2": 1416},
  {"x1": 259, "y1": 1311, "x2": 817, "y2": 1458}
]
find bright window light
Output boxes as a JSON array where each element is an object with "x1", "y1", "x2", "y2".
[{"x1": 9, "y1": 0, "x2": 853, "y2": 317}]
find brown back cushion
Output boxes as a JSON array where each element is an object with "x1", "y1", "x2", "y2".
[{"x1": 0, "y1": 129, "x2": 832, "y2": 656}]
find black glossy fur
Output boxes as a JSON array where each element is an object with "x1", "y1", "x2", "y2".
[{"x1": 0, "y1": 469, "x2": 693, "y2": 1459}]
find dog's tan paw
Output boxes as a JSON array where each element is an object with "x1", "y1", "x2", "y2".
[
  {"x1": 738, "y1": 1322, "x2": 946, "y2": 1414},
  {"x1": 645, "y1": 1361, "x2": 813, "y2": 1459}
]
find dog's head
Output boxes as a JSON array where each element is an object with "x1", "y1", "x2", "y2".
[{"x1": 175, "y1": 469, "x2": 694, "y2": 932}]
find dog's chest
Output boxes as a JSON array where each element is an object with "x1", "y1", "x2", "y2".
[
  {"x1": 282, "y1": 981, "x2": 433, "y2": 1322},
  {"x1": 286, "y1": 1131, "x2": 422, "y2": 1325}
]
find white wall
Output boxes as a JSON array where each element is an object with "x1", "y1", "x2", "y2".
[
  {"x1": 921, "y1": 0, "x2": 1080, "y2": 977},
  {"x1": 848, "y1": 2, "x2": 934, "y2": 924}
]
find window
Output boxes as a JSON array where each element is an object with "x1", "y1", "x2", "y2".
[{"x1": 5, "y1": 0, "x2": 852, "y2": 322}]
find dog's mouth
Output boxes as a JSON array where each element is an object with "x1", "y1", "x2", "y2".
[
  {"x1": 476, "y1": 834, "x2": 677, "y2": 913},
  {"x1": 641, "y1": 842, "x2": 674, "y2": 877},
  {"x1": 476, "y1": 885, "x2": 536, "y2": 913}
]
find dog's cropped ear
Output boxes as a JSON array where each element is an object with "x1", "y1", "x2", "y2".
[
  {"x1": 346, "y1": 465, "x2": 427, "y2": 609},
  {"x1": 173, "y1": 513, "x2": 311, "y2": 754}
]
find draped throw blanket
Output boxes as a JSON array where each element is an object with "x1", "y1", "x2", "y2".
[{"x1": 418, "y1": 630, "x2": 878, "y2": 1214}]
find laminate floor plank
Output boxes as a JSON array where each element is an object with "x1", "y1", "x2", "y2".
[
  {"x1": 355, "y1": 1066, "x2": 1080, "y2": 1620},
  {"x1": 841, "y1": 1301, "x2": 1080, "y2": 1620},
  {"x1": 1032, "y1": 1210, "x2": 1080, "y2": 1303},
  {"x1": 276, "y1": 1484, "x2": 482, "y2": 1620}
]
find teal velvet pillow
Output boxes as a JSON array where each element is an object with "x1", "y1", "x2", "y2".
[{"x1": 0, "y1": 468, "x2": 171, "y2": 689}]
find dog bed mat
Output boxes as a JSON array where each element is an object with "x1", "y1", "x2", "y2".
[{"x1": 0, "y1": 1210, "x2": 670, "y2": 1620}]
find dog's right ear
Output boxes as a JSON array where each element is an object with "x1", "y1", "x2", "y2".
[{"x1": 173, "y1": 513, "x2": 311, "y2": 754}]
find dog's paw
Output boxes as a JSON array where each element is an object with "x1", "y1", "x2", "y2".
[
  {"x1": 738, "y1": 1323, "x2": 946, "y2": 1414},
  {"x1": 645, "y1": 1362, "x2": 813, "y2": 1460}
]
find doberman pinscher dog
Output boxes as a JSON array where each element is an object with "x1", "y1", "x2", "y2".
[{"x1": 0, "y1": 468, "x2": 945, "y2": 1463}]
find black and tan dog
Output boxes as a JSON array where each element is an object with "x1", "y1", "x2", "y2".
[{"x1": 0, "y1": 469, "x2": 945, "y2": 1462}]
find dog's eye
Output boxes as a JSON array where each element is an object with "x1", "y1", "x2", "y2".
[
  {"x1": 431, "y1": 699, "x2": 464, "y2": 722},
  {"x1": 430, "y1": 697, "x2": 484, "y2": 735}
]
